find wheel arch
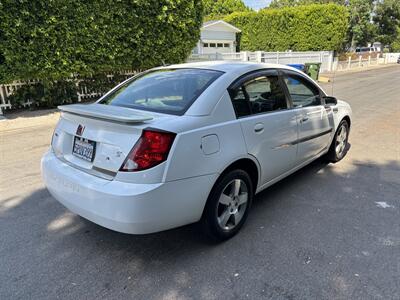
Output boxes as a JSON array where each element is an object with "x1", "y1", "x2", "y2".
[
  {"x1": 342, "y1": 115, "x2": 351, "y2": 128},
  {"x1": 200, "y1": 156, "x2": 260, "y2": 222},
  {"x1": 217, "y1": 157, "x2": 260, "y2": 194}
]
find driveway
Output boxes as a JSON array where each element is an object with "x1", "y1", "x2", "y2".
[{"x1": 0, "y1": 65, "x2": 399, "y2": 300}]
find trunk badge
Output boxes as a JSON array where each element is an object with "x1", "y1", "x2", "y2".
[{"x1": 76, "y1": 124, "x2": 85, "y2": 136}]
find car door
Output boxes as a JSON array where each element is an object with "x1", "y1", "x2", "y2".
[
  {"x1": 281, "y1": 71, "x2": 332, "y2": 163},
  {"x1": 228, "y1": 69, "x2": 298, "y2": 187}
]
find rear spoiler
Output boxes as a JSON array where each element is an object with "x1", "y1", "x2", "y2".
[{"x1": 58, "y1": 104, "x2": 153, "y2": 124}]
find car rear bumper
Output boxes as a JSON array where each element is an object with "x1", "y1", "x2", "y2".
[{"x1": 41, "y1": 150, "x2": 217, "y2": 234}]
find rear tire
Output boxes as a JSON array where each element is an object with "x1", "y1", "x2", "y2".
[
  {"x1": 326, "y1": 119, "x2": 349, "y2": 163},
  {"x1": 201, "y1": 169, "x2": 253, "y2": 242}
]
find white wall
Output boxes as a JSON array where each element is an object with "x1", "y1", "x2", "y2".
[
  {"x1": 384, "y1": 53, "x2": 400, "y2": 63},
  {"x1": 201, "y1": 30, "x2": 236, "y2": 41}
]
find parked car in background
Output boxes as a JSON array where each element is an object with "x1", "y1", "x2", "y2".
[
  {"x1": 397, "y1": 55, "x2": 400, "y2": 64},
  {"x1": 41, "y1": 61, "x2": 352, "y2": 241},
  {"x1": 355, "y1": 47, "x2": 380, "y2": 54}
]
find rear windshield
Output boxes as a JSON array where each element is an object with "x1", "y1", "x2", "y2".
[{"x1": 100, "y1": 68, "x2": 223, "y2": 115}]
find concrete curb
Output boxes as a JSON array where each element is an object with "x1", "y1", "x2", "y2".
[{"x1": 318, "y1": 76, "x2": 330, "y2": 83}]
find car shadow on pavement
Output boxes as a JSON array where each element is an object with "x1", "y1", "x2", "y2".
[
  {"x1": 6, "y1": 155, "x2": 399, "y2": 251},
  {"x1": 2, "y1": 157, "x2": 399, "y2": 299}
]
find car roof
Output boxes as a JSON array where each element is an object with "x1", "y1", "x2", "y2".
[{"x1": 155, "y1": 61, "x2": 300, "y2": 75}]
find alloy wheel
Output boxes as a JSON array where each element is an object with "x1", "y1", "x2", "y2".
[
  {"x1": 335, "y1": 124, "x2": 347, "y2": 157},
  {"x1": 217, "y1": 179, "x2": 248, "y2": 230}
]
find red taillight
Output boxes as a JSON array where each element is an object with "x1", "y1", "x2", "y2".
[{"x1": 120, "y1": 129, "x2": 176, "y2": 172}]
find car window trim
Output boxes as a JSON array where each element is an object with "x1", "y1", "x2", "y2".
[{"x1": 228, "y1": 68, "x2": 291, "y2": 119}]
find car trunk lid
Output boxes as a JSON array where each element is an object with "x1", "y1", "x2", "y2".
[{"x1": 52, "y1": 104, "x2": 167, "y2": 179}]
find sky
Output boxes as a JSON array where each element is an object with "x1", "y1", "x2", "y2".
[{"x1": 243, "y1": 0, "x2": 271, "y2": 10}]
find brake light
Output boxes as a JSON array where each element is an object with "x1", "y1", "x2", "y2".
[{"x1": 120, "y1": 129, "x2": 176, "y2": 172}]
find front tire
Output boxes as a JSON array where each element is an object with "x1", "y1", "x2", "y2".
[
  {"x1": 327, "y1": 119, "x2": 349, "y2": 163},
  {"x1": 201, "y1": 169, "x2": 253, "y2": 242}
]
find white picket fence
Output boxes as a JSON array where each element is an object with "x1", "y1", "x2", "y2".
[
  {"x1": 383, "y1": 52, "x2": 400, "y2": 63},
  {"x1": 188, "y1": 51, "x2": 334, "y2": 72},
  {"x1": 334, "y1": 56, "x2": 380, "y2": 71},
  {"x1": 0, "y1": 71, "x2": 137, "y2": 113},
  {"x1": 333, "y1": 53, "x2": 400, "y2": 71},
  {"x1": 188, "y1": 51, "x2": 400, "y2": 73},
  {"x1": 0, "y1": 79, "x2": 40, "y2": 110}
]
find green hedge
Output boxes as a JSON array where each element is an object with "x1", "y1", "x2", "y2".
[
  {"x1": 224, "y1": 4, "x2": 348, "y2": 51},
  {"x1": 0, "y1": 0, "x2": 203, "y2": 83}
]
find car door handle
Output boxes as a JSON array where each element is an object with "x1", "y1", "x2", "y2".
[
  {"x1": 301, "y1": 116, "x2": 309, "y2": 123},
  {"x1": 254, "y1": 123, "x2": 264, "y2": 133}
]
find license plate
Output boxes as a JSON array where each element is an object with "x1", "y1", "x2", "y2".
[{"x1": 72, "y1": 136, "x2": 96, "y2": 162}]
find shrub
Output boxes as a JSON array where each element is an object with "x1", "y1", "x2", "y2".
[
  {"x1": 0, "y1": 0, "x2": 203, "y2": 83},
  {"x1": 7, "y1": 80, "x2": 79, "y2": 108},
  {"x1": 224, "y1": 4, "x2": 348, "y2": 52}
]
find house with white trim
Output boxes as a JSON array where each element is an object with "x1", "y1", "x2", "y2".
[{"x1": 192, "y1": 20, "x2": 241, "y2": 55}]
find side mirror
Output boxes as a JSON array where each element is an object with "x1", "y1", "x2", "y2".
[{"x1": 323, "y1": 96, "x2": 337, "y2": 106}]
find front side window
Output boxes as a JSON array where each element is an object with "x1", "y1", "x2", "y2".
[
  {"x1": 100, "y1": 69, "x2": 223, "y2": 115},
  {"x1": 230, "y1": 74, "x2": 288, "y2": 117},
  {"x1": 284, "y1": 74, "x2": 321, "y2": 108}
]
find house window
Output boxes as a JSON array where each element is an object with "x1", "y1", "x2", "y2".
[
  {"x1": 210, "y1": 43, "x2": 216, "y2": 47},
  {"x1": 217, "y1": 43, "x2": 223, "y2": 48},
  {"x1": 203, "y1": 43, "x2": 209, "y2": 47},
  {"x1": 224, "y1": 43, "x2": 230, "y2": 48}
]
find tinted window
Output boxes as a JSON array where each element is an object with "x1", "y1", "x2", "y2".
[
  {"x1": 284, "y1": 74, "x2": 321, "y2": 108},
  {"x1": 230, "y1": 75, "x2": 288, "y2": 117},
  {"x1": 231, "y1": 86, "x2": 251, "y2": 117},
  {"x1": 100, "y1": 69, "x2": 223, "y2": 115}
]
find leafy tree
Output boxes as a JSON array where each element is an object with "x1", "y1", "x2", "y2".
[
  {"x1": 373, "y1": 0, "x2": 400, "y2": 48},
  {"x1": 203, "y1": 0, "x2": 250, "y2": 17},
  {"x1": 347, "y1": 0, "x2": 375, "y2": 49}
]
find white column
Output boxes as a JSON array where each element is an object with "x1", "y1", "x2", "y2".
[
  {"x1": 0, "y1": 85, "x2": 6, "y2": 117},
  {"x1": 256, "y1": 51, "x2": 262, "y2": 63},
  {"x1": 328, "y1": 51, "x2": 333, "y2": 72},
  {"x1": 241, "y1": 51, "x2": 248, "y2": 61}
]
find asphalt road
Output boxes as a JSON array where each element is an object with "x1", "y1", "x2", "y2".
[{"x1": 1, "y1": 65, "x2": 399, "y2": 300}]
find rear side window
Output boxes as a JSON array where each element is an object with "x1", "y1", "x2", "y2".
[
  {"x1": 100, "y1": 68, "x2": 223, "y2": 115},
  {"x1": 229, "y1": 74, "x2": 288, "y2": 118}
]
